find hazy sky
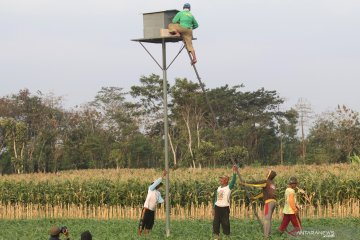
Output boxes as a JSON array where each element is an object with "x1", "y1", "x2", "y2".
[{"x1": 1, "y1": 0, "x2": 359, "y2": 115}]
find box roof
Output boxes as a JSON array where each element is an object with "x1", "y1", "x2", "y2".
[{"x1": 143, "y1": 9, "x2": 179, "y2": 15}]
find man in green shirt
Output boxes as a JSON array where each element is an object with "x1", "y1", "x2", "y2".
[
  {"x1": 212, "y1": 165, "x2": 238, "y2": 240},
  {"x1": 168, "y1": 3, "x2": 199, "y2": 64}
]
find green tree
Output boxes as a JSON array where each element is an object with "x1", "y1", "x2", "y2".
[
  {"x1": 215, "y1": 146, "x2": 249, "y2": 166},
  {"x1": 170, "y1": 78, "x2": 207, "y2": 168},
  {"x1": 130, "y1": 75, "x2": 169, "y2": 166},
  {"x1": 307, "y1": 105, "x2": 360, "y2": 163},
  {"x1": 130, "y1": 74, "x2": 166, "y2": 130},
  {"x1": 0, "y1": 90, "x2": 64, "y2": 173},
  {"x1": 0, "y1": 117, "x2": 27, "y2": 173},
  {"x1": 276, "y1": 109, "x2": 300, "y2": 164},
  {"x1": 207, "y1": 86, "x2": 291, "y2": 164},
  {"x1": 90, "y1": 87, "x2": 154, "y2": 168}
]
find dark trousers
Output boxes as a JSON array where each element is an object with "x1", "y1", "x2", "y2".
[
  {"x1": 139, "y1": 208, "x2": 155, "y2": 230},
  {"x1": 213, "y1": 206, "x2": 230, "y2": 235}
]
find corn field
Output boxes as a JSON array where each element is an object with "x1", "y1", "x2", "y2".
[{"x1": 0, "y1": 164, "x2": 359, "y2": 220}]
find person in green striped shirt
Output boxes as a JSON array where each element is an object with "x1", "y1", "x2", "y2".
[{"x1": 168, "y1": 3, "x2": 199, "y2": 64}]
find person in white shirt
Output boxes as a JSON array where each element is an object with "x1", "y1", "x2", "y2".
[
  {"x1": 212, "y1": 165, "x2": 238, "y2": 240},
  {"x1": 137, "y1": 170, "x2": 167, "y2": 236}
]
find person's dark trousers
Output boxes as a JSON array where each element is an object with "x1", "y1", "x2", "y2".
[{"x1": 213, "y1": 206, "x2": 230, "y2": 236}]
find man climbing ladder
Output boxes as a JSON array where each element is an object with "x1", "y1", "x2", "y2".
[{"x1": 168, "y1": 3, "x2": 199, "y2": 64}]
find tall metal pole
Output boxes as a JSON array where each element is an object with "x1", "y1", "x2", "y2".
[
  {"x1": 162, "y1": 39, "x2": 170, "y2": 237},
  {"x1": 136, "y1": 38, "x2": 185, "y2": 238}
]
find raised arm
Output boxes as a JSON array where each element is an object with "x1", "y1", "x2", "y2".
[
  {"x1": 239, "y1": 180, "x2": 267, "y2": 189},
  {"x1": 149, "y1": 170, "x2": 167, "y2": 191},
  {"x1": 251, "y1": 193, "x2": 264, "y2": 200},
  {"x1": 229, "y1": 165, "x2": 238, "y2": 190},
  {"x1": 212, "y1": 189, "x2": 217, "y2": 208},
  {"x1": 149, "y1": 178, "x2": 162, "y2": 191}
]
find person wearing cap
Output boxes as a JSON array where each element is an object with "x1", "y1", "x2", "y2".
[
  {"x1": 168, "y1": 3, "x2": 199, "y2": 64},
  {"x1": 239, "y1": 170, "x2": 277, "y2": 238},
  {"x1": 137, "y1": 170, "x2": 167, "y2": 236},
  {"x1": 80, "y1": 230, "x2": 92, "y2": 240},
  {"x1": 48, "y1": 225, "x2": 70, "y2": 240},
  {"x1": 278, "y1": 177, "x2": 302, "y2": 236},
  {"x1": 212, "y1": 165, "x2": 238, "y2": 240}
]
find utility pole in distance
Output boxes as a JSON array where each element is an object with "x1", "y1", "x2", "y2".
[{"x1": 295, "y1": 98, "x2": 313, "y2": 163}]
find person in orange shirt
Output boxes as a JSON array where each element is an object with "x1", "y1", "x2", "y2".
[{"x1": 278, "y1": 177, "x2": 301, "y2": 236}]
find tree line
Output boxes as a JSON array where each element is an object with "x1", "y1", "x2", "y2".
[{"x1": 0, "y1": 74, "x2": 359, "y2": 174}]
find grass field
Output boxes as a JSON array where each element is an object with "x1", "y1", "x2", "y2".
[{"x1": 0, "y1": 218, "x2": 358, "y2": 240}]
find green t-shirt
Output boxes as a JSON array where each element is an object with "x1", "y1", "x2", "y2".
[{"x1": 172, "y1": 10, "x2": 199, "y2": 29}]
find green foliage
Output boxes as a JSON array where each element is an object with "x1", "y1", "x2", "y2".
[
  {"x1": 130, "y1": 74, "x2": 165, "y2": 115},
  {"x1": 194, "y1": 141, "x2": 216, "y2": 166},
  {"x1": 348, "y1": 153, "x2": 360, "y2": 165},
  {"x1": 215, "y1": 146, "x2": 249, "y2": 166},
  {"x1": 0, "y1": 165, "x2": 358, "y2": 207},
  {"x1": 307, "y1": 105, "x2": 360, "y2": 164},
  {"x1": 0, "y1": 117, "x2": 27, "y2": 173},
  {"x1": 1, "y1": 80, "x2": 359, "y2": 173}
]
